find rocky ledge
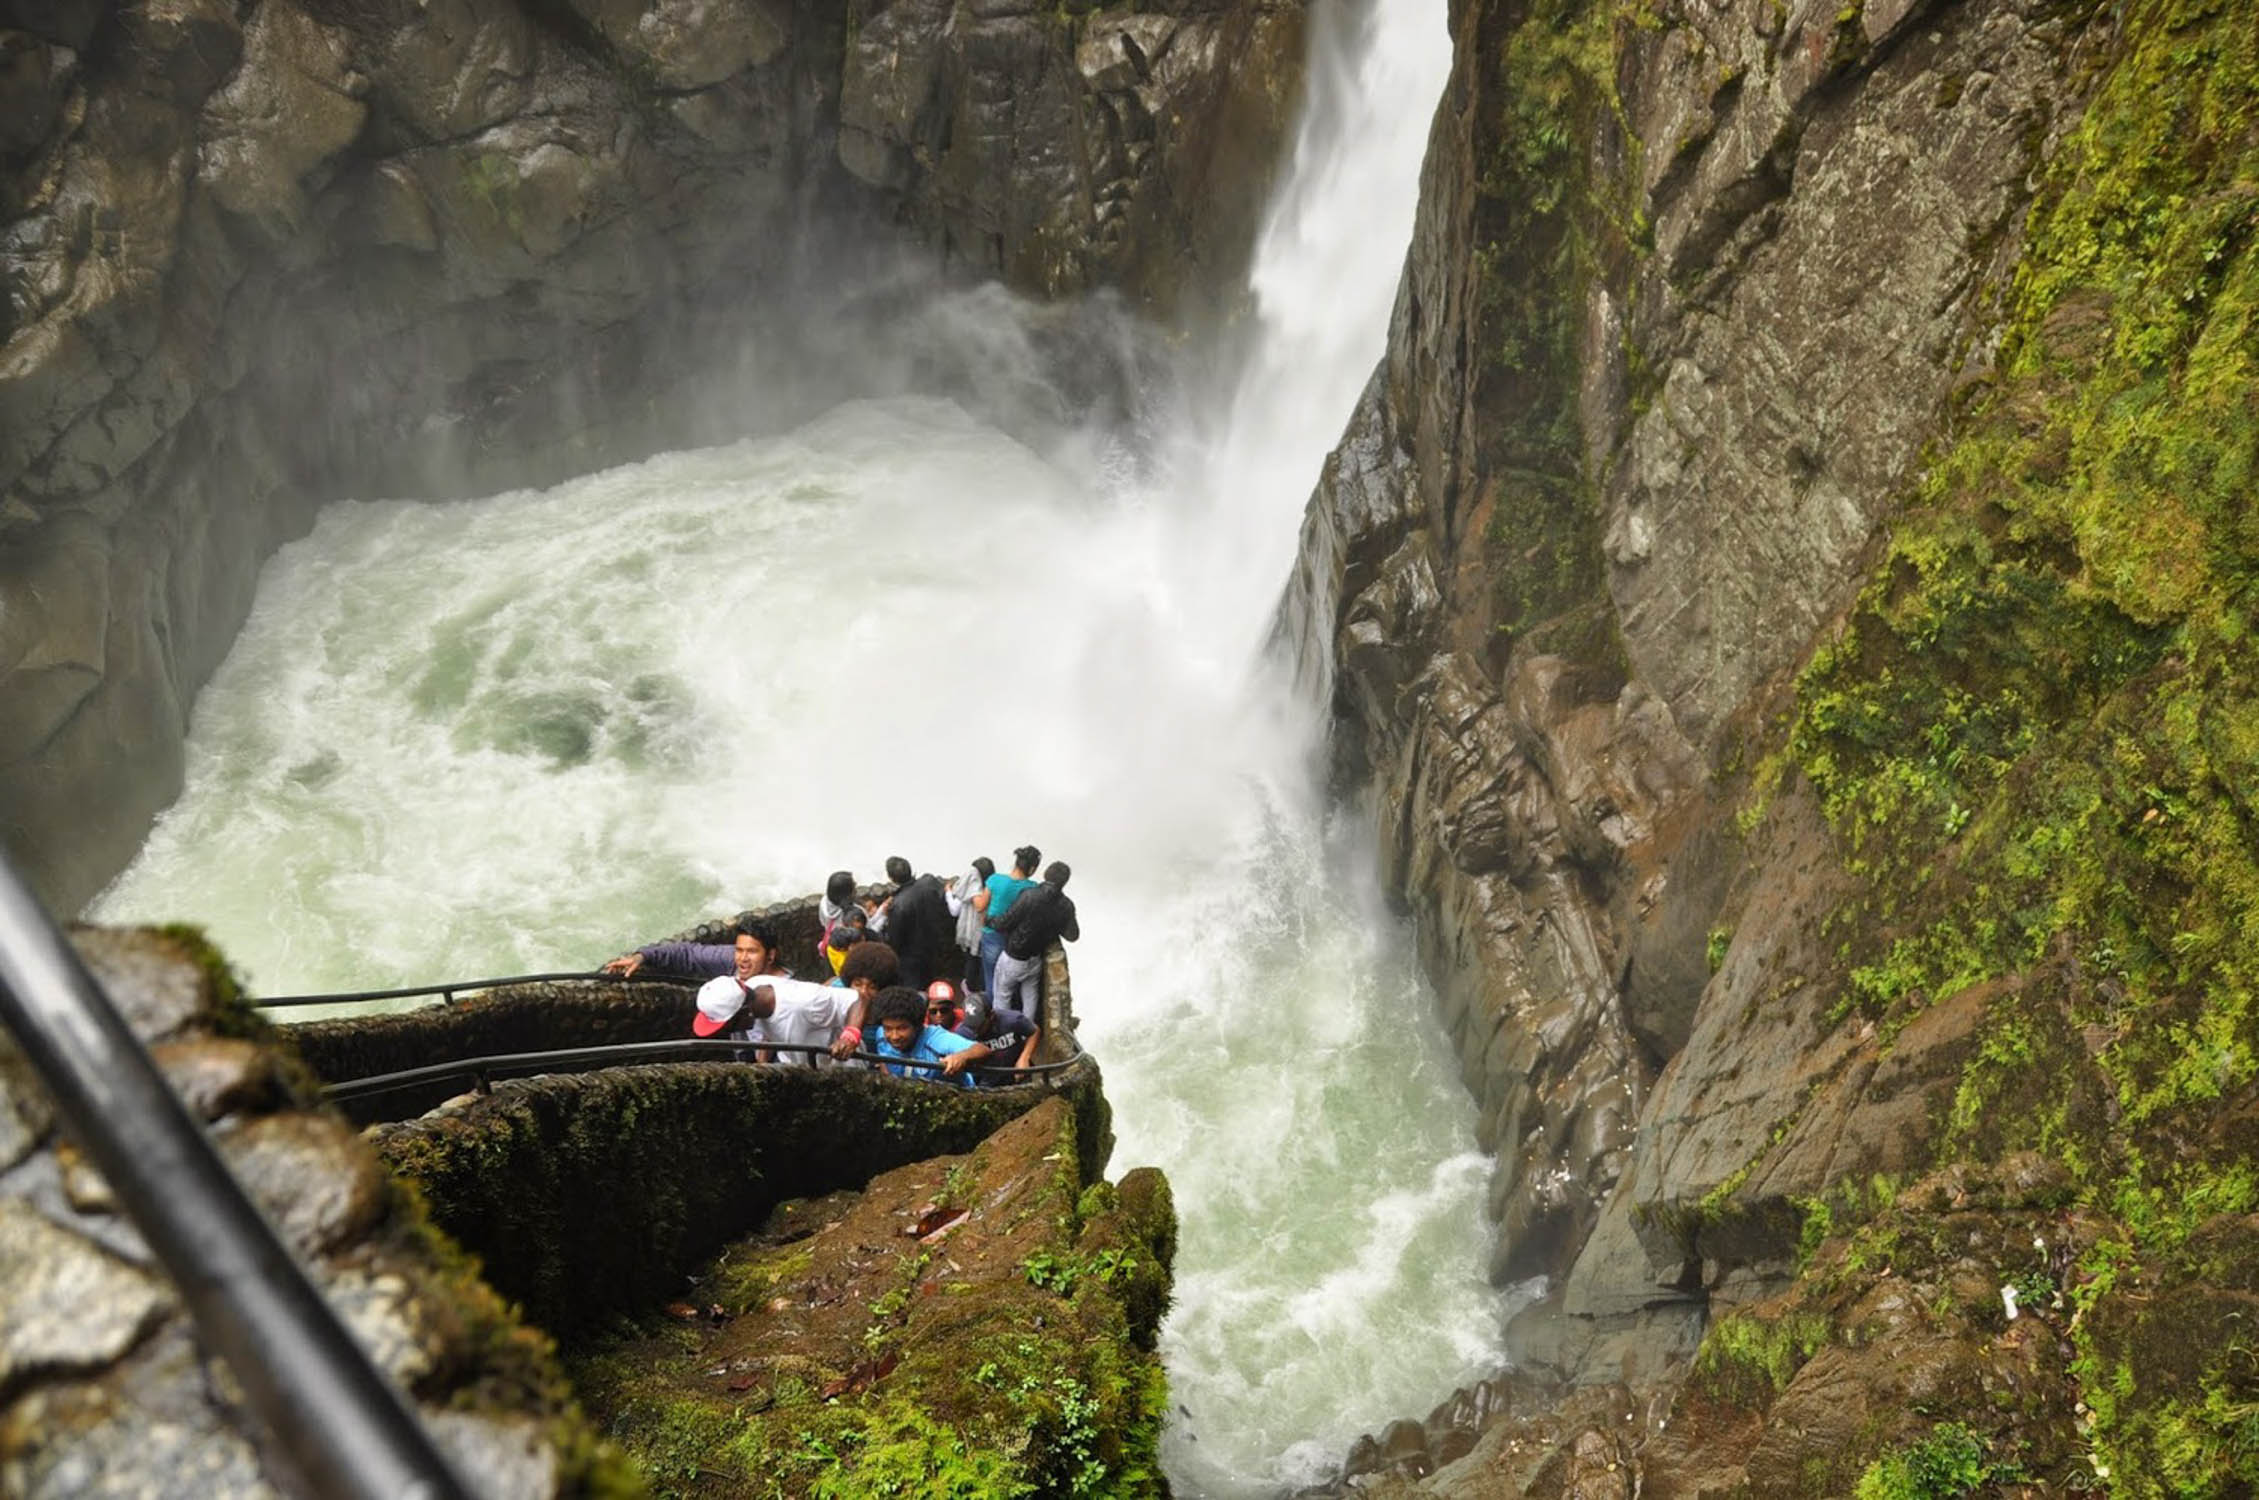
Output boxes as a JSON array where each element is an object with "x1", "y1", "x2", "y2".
[
  {"x1": 0, "y1": 925, "x2": 633, "y2": 1495},
  {"x1": 566, "y1": 1095, "x2": 1175, "y2": 1496}
]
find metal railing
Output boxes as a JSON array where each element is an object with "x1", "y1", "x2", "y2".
[
  {"x1": 0, "y1": 854, "x2": 471, "y2": 1500},
  {"x1": 327, "y1": 1037, "x2": 1087, "y2": 1118},
  {"x1": 256, "y1": 970, "x2": 617, "y2": 1008}
]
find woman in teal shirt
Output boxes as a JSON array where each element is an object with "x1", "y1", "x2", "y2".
[{"x1": 975, "y1": 845, "x2": 1039, "y2": 997}]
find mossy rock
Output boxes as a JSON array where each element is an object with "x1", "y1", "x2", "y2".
[
  {"x1": 1751, "y1": 0, "x2": 2259, "y2": 1485},
  {"x1": 565, "y1": 1096, "x2": 1173, "y2": 1498},
  {"x1": 373, "y1": 1062, "x2": 1112, "y2": 1339}
]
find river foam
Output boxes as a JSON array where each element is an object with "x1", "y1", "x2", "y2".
[{"x1": 96, "y1": 0, "x2": 1477, "y2": 1490}]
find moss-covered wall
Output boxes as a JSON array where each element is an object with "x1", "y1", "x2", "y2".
[
  {"x1": 1301, "y1": 0, "x2": 2259, "y2": 1487},
  {"x1": 567, "y1": 1096, "x2": 1175, "y2": 1499},
  {"x1": 1465, "y1": 0, "x2": 1635, "y2": 677},
  {"x1": 289, "y1": 983, "x2": 698, "y2": 1086},
  {"x1": 373, "y1": 1062, "x2": 1114, "y2": 1340},
  {"x1": 1696, "y1": 0, "x2": 2259, "y2": 1487}
]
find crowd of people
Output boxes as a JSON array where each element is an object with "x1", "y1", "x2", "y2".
[{"x1": 597, "y1": 849, "x2": 1079, "y2": 1089}]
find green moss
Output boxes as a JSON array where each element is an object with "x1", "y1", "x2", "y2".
[
  {"x1": 1771, "y1": 0, "x2": 2259, "y2": 1484},
  {"x1": 1471, "y1": 0, "x2": 1649, "y2": 663},
  {"x1": 460, "y1": 150, "x2": 530, "y2": 242},
  {"x1": 1689, "y1": 1308, "x2": 1832, "y2": 1411},
  {"x1": 566, "y1": 1104, "x2": 1172, "y2": 1499}
]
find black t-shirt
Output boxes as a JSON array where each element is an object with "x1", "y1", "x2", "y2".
[
  {"x1": 956, "y1": 1008, "x2": 1038, "y2": 1072},
  {"x1": 886, "y1": 874, "x2": 954, "y2": 977}
]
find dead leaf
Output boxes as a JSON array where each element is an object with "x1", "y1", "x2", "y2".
[
  {"x1": 819, "y1": 1353, "x2": 904, "y2": 1403},
  {"x1": 664, "y1": 1302, "x2": 700, "y2": 1321},
  {"x1": 915, "y1": 1208, "x2": 969, "y2": 1242}
]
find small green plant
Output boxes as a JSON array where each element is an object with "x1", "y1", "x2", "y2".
[
  {"x1": 1853, "y1": 1422, "x2": 1993, "y2": 1499},
  {"x1": 1023, "y1": 1247, "x2": 1140, "y2": 1295},
  {"x1": 2009, "y1": 1263, "x2": 2056, "y2": 1316},
  {"x1": 1024, "y1": 1248, "x2": 1076, "y2": 1293}
]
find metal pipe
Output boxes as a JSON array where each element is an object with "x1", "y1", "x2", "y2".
[
  {"x1": 325, "y1": 1037, "x2": 1088, "y2": 1111},
  {"x1": 0, "y1": 857, "x2": 472, "y2": 1500},
  {"x1": 256, "y1": 970, "x2": 614, "y2": 1008}
]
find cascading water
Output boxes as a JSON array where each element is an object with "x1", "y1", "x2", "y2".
[{"x1": 95, "y1": 1, "x2": 1480, "y2": 1491}]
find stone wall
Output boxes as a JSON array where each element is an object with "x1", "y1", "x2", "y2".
[
  {"x1": 0, "y1": 925, "x2": 632, "y2": 1496},
  {"x1": 1, "y1": 917, "x2": 1132, "y2": 1493},
  {"x1": 0, "y1": 0, "x2": 1308, "y2": 915},
  {"x1": 372, "y1": 1058, "x2": 1113, "y2": 1336}
]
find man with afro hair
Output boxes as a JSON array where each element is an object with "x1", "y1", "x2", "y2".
[{"x1": 870, "y1": 985, "x2": 1008, "y2": 1088}]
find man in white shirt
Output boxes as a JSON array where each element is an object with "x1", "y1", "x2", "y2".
[{"x1": 690, "y1": 931, "x2": 869, "y2": 1063}]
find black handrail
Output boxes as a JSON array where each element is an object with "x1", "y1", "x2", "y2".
[
  {"x1": 325, "y1": 1037, "x2": 1087, "y2": 1109},
  {"x1": 0, "y1": 855, "x2": 472, "y2": 1500},
  {"x1": 257, "y1": 970, "x2": 618, "y2": 1008}
]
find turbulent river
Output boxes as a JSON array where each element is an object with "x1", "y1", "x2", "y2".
[{"x1": 95, "y1": 1, "x2": 1494, "y2": 1491}]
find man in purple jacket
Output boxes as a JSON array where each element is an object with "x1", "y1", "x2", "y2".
[{"x1": 601, "y1": 918, "x2": 780, "y2": 981}]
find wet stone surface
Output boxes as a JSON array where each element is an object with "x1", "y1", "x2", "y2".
[
  {"x1": 0, "y1": 1198, "x2": 171, "y2": 1390},
  {"x1": 0, "y1": 926, "x2": 617, "y2": 1495},
  {"x1": 216, "y1": 1112, "x2": 388, "y2": 1256}
]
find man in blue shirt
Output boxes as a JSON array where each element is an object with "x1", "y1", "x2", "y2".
[{"x1": 871, "y1": 986, "x2": 1005, "y2": 1088}]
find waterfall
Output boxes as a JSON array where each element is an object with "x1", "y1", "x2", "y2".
[{"x1": 95, "y1": 1, "x2": 1478, "y2": 1492}]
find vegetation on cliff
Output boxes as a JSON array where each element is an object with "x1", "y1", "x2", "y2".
[
  {"x1": 1752, "y1": 0, "x2": 2259, "y2": 1488},
  {"x1": 561, "y1": 1097, "x2": 1174, "y2": 1499},
  {"x1": 1473, "y1": 0, "x2": 1639, "y2": 671}
]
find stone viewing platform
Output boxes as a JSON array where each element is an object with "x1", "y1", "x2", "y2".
[{"x1": 0, "y1": 908, "x2": 1167, "y2": 1497}]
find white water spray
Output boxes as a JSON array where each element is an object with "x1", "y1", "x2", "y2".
[{"x1": 97, "y1": 2, "x2": 1477, "y2": 1491}]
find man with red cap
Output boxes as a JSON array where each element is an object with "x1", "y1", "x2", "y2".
[{"x1": 691, "y1": 931, "x2": 871, "y2": 1064}]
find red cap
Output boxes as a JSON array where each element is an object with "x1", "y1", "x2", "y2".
[{"x1": 693, "y1": 979, "x2": 750, "y2": 1037}]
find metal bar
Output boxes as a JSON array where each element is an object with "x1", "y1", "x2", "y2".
[
  {"x1": 255, "y1": 971, "x2": 614, "y2": 1008},
  {"x1": 324, "y1": 1038, "x2": 1087, "y2": 1108},
  {"x1": 0, "y1": 856, "x2": 471, "y2": 1500}
]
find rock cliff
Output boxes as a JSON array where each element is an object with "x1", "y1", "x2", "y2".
[
  {"x1": 1294, "y1": 0, "x2": 2259, "y2": 1487},
  {"x1": 0, "y1": 0, "x2": 1305, "y2": 914}
]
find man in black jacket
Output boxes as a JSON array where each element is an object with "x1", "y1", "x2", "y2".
[
  {"x1": 991, "y1": 862, "x2": 1078, "y2": 1017},
  {"x1": 875, "y1": 855, "x2": 954, "y2": 989}
]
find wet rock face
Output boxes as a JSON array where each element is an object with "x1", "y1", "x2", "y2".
[
  {"x1": 0, "y1": 926, "x2": 625, "y2": 1496},
  {"x1": 841, "y1": 0, "x2": 1303, "y2": 308},
  {"x1": 1602, "y1": 0, "x2": 2061, "y2": 754},
  {"x1": 0, "y1": 0, "x2": 1306, "y2": 915},
  {"x1": 1287, "y1": 0, "x2": 2076, "y2": 1322}
]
